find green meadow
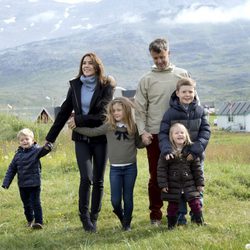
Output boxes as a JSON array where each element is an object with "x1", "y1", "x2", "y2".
[{"x1": 0, "y1": 114, "x2": 249, "y2": 250}]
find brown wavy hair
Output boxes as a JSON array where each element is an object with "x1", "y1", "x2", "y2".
[
  {"x1": 76, "y1": 52, "x2": 116, "y2": 87},
  {"x1": 105, "y1": 97, "x2": 136, "y2": 135}
]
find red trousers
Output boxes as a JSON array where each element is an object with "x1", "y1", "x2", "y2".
[
  {"x1": 167, "y1": 198, "x2": 202, "y2": 217},
  {"x1": 146, "y1": 134, "x2": 163, "y2": 220}
]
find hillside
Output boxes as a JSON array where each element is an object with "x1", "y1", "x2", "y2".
[{"x1": 0, "y1": 17, "x2": 250, "y2": 107}]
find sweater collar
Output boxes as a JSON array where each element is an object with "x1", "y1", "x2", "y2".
[
  {"x1": 80, "y1": 75, "x2": 97, "y2": 90},
  {"x1": 151, "y1": 63, "x2": 175, "y2": 72}
]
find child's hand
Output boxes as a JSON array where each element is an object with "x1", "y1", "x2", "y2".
[
  {"x1": 197, "y1": 186, "x2": 204, "y2": 192},
  {"x1": 187, "y1": 154, "x2": 194, "y2": 161},
  {"x1": 44, "y1": 142, "x2": 53, "y2": 151},
  {"x1": 67, "y1": 117, "x2": 76, "y2": 129},
  {"x1": 165, "y1": 154, "x2": 174, "y2": 160},
  {"x1": 162, "y1": 187, "x2": 168, "y2": 193}
]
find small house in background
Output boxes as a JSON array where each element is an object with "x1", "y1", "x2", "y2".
[
  {"x1": 113, "y1": 86, "x2": 136, "y2": 101},
  {"x1": 122, "y1": 89, "x2": 136, "y2": 101},
  {"x1": 201, "y1": 101, "x2": 215, "y2": 114},
  {"x1": 36, "y1": 107, "x2": 60, "y2": 123},
  {"x1": 216, "y1": 101, "x2": 250, "y2": 132}
]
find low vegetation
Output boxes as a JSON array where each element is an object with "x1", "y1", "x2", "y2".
[{"x1": 0, "y1": 114, "x2": 249, "y2": 250}]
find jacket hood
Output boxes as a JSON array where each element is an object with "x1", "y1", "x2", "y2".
[
  {"x1": 169, "y1": 91, "x2": 198, "y2": 111},
  {"x1": 17, "y1": 142, "x2": 38, "y2": 153}
]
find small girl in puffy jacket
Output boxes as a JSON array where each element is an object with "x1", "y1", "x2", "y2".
[
  {"x1": 2, "y1": 128, "x2": 52, "y2": 229},
  {"x1": 157, "y1": 123, "x2": 204, "y2": 229}
]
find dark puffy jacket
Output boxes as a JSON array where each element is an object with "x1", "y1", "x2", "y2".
[
  {"x1": 157, "y1": 150, "x2": 204, "y2": 202},
  {"x1": 158, "y1": 91, "x2": 211, "y2": 159},
  {"x1": 2, "y1": 143, "x2": 52, "y2": 188},
  {"x1": 46, "y1": 77, "x2": 114, "y2": 143}
]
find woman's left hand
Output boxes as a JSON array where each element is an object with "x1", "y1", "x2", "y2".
[{"x1": 68, "y1": 117, "x2": 76, "y2": 129}]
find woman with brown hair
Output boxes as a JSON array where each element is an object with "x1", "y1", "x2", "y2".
[{"x1": 45, "y1": 52, "x2": 116, "y2": 232}]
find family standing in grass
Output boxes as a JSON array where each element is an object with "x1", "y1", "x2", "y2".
[{"x1": 2, "y1": 38, "x2": 211, "y2": 233}]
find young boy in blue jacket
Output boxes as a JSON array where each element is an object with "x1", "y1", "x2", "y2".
[
  {"x1": 2, "y1": 128, "x2": 52, "y2": 229},
  {"x1": 158, "y1": 77, "x2": 211, "y2": 225}
]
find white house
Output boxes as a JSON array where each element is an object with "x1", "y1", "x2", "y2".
[{"x1": 216, "y1": 101, "x2": 250, "y2": 132}]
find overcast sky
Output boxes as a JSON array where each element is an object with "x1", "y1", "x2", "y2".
[{"x1": 1, "y1": 0, "x2": 250, "y2": 49}]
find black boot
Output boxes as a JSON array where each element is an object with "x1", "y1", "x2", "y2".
[
  {"x1": 79, "y1": 213, "x2": 95, "y2": 232},
  {"x1": 113, "y1": 209, "x2": 124, "y2": 225},
  {"x1": 192, "y1": 212, "x2": 204, "y2": 225},
  {"x1": 90, "y1": 213, "x2": 98, "y2": 232},
  {"x1": 167, "y1": 215, "x2": 177, "y2": 230},
  {"x1": 122, "y1": 217, "x2": 132, "y2": 231}
]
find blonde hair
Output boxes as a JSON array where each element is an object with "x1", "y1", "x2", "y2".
[
  {"x1": 169, "y1": 123, "x2": 192, "y2": 153},
  {"x1": 176, "y1": 77, "x2": 196, "y2": 91},
  {"x1": 17, "y1": 128, "x2": 34, "y2": 140},
  {"x1": 105, "y1": 97, "x2": 136, "y2": 135}
]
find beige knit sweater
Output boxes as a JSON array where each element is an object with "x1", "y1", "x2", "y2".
[{"x1": 134, "y1": 64, "x2": 189, "y2": 135}]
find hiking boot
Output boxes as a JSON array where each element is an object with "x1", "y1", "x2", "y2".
[
  {"x1": 192, "y1": 212, "x2": 204, "y2": 225},
  {"x1": 80, "y1": 214, "x2": 95, "y2": 232},
  {"x1": 91, "y1": 219, "x2": 97, "y2": 233},
  {"x1": 167, "y1": 216, "x2": 177, "y2": 230},
  {"x1": 32, "y1": 223, "x2": 43, "y2": 229},
  {"x1": 27, "y1": 219, "x2": 34, "y2": 227},
  {"x1": 122, "y1": 217, "x2": 132, "y2": 231},
  {"x1": 150, "y1": 219, "x2": 161, "y2": 227}
]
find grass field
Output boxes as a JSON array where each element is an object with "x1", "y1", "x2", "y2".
[{"x1": 0, "y1": 117, "x2": 249, "y2": 250}]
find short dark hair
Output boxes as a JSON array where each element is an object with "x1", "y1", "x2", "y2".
[{"x1": 149, "y1": 38, "x2": 169, "y2": 53}]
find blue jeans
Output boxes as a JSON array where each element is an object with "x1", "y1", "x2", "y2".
[
  {"x1": 178, "y1": 160, "x2": 204, "y2": 224},
  {"x1": 110, "y1": 163, "x2": 137, "y2": 220},
  {"x1": 19, "y1": 186, "x2": 42, "y2": 224}
]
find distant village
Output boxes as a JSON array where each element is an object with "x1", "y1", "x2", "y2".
[{"x1": 1, "y1": 87, "x2": 250, "y2": 133}]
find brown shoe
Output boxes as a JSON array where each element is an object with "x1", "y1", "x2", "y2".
[
  {"x1": 150, "y1": 219, "x2": 161, "y2": 227},
  {"x1": 32, "y1": 223, "x2": 43, "y2": 229}
]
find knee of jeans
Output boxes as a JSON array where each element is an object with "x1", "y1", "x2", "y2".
[
  {"x1": 178, "y1": 203, "x2": 187, "y2": 214},
  {"x1": 111, "y1": 198, "x2": 121, "y2": 209},
  {"x1": 32, "y1": 202, "x2": 41, "y2": 209}
]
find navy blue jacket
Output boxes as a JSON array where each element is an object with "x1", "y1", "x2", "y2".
[
  {"x1": 45, "y1": 77, "x2": 114, "y2": 143},
  {"x1": 158, "y1": 91, "x2": 211, "y2": 159},
  {"x1": 2, "y1": 143, "x2": 52, "y2": 188}
]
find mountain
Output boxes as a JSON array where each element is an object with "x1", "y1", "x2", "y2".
[
  {"x1": 0, "y1": 0, "x2": 247, "y2": 50},
  {"x1": 0, "y1": 0, "x2": 250, "y2": 108}
]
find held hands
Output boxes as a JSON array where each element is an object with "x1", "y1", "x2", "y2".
[
  {"x1": 141, "y1": 131, "x2": 153, "y2": 146},
  {"x1": 68, "y1": 117, "x2": 76, "y2": 130},
  {"x1": 162, "y1": 187, "x2": 168, "y2": 193},
  {"x1": 44, "y1": 142, "x2": 53, "y2": 151},
  {"x1": 197, "y1": 186, "x2": 204, "y2": 192}
]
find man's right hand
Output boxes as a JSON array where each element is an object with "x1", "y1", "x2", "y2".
[{"x1": 141, "y1": 131, "x2": 153, "y2": 145}]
